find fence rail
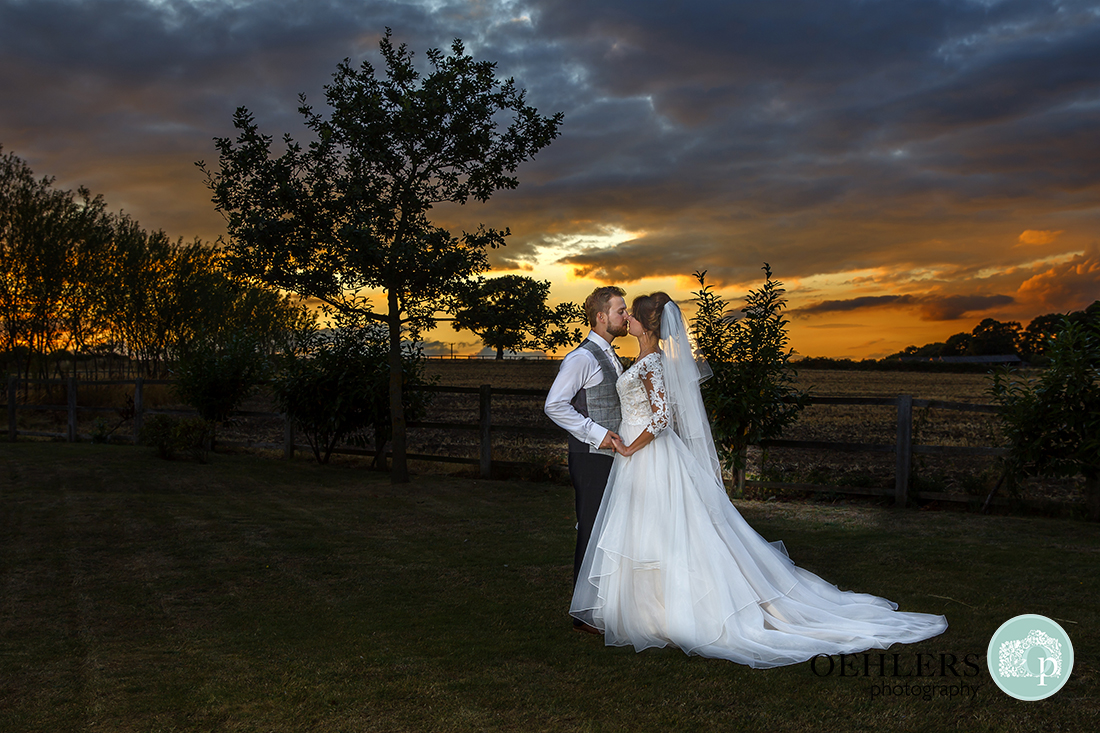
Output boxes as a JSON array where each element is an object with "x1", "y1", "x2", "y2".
[{"x1": 4, "y1": 375, "x2": 1021, "y2": 509}]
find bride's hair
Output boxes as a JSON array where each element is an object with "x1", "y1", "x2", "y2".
[{"x1": 632, "y1": 292, "x2": 672, "y2": 334}]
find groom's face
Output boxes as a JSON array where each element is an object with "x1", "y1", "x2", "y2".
[{"x1": 602, "y1": 296, "x2": 630, "y2": 339}]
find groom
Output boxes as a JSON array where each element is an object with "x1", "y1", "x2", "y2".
[{"x1": 544, "y1": 286, "x2": 630, "y2": 632}]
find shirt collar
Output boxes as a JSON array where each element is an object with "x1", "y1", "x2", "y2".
[{"x1": 586, "y1": 331, "x2": 615, "y2": 352}]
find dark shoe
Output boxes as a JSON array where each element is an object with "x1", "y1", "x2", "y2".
[{"x1": 572, "y1": 620, "x2": 602, "y2": 635}]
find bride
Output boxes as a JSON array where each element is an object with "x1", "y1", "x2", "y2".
[{"x1": 569, "y1": 293, "x2": 948, "y2": 668}]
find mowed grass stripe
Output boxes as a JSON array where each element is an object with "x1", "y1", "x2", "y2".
[{"x1": 1, "y1": 442, "x2": 1097, "y2": 732}]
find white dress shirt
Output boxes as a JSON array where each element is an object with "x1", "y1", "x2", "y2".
[{"x1": 544, "y1": 332, "x2": 622, "y2": 449}]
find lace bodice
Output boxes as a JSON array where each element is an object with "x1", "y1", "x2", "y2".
[{"x1": 616, "y1": 351, "x2": 669, "y2": 437}]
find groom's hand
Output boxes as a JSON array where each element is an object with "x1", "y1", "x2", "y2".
[{"x1": 598, "y1": 431, "x2": 620, "y2": 450}]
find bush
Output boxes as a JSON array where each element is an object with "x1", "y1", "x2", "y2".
[
  {"x1": 139, "y1": 414, "x2": 212, "y2": 462},
  {"x1": 990, "y1": 317, "x2": 1100, "y2": 520},
  {"x1": 273, "y1": 309, "x2": 433, "y2": 466},
  {"x1": 90, "y1": 417, "x2": 113, "y2": 444},
  {"x1": 172, "y1": 330, "x2": 270, "y2": 447},
  {"x1": 139, "y1": 414, "x2": 175, "y2": 459}
]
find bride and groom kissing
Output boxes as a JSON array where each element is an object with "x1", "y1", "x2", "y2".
[{"x1": 544, "y1": 286, "x2": 947, "y2": 668}]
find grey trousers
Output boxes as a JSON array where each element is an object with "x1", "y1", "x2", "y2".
[{"x1": 568, "y1": 450, "x2": 615, "y2": 587}]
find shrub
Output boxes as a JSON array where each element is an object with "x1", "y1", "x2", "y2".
[
  {"x1": 139, "y1": 414, "x2": 212, "y2": 462},
  {"x1": 140, "y1": 414, "x2": 176, "y2": 459},
  {"x1": 172, "y1": 330, "x2": 270, "y2": 446},
  {"x1": 691, "y1": 266, "x2": 810, "y2": 491},
  {"x1": 990, "y1": 317, "x2": 1100, "y2": 520},
  {"x1": 90, "y1": 417, "x2": 113, "y2": 444},
  {"x1": 172, "y1": 418, "x2": 213, "y2": 463},
  {"x1": 88, "y1": 393, "x2": 135, "y2": 444},
  {"x1": 273, "y1": 309, "x2": 433, "y2": 466}
]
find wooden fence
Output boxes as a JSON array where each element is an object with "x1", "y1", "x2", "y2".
[{"x1": 4, "y1": 375, "x2": 1018, "y2": 509}]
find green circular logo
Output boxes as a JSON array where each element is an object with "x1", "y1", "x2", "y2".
[{"x1": 987, "y1": 614, "x2": 1074, "y2": 701}]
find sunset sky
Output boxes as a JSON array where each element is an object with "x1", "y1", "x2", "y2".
[{"x1": 2, "y1": 0, "x2": 1098, "y2": 358}]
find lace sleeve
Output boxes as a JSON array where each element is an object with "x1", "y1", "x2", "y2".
[{"x1": 638, "y1": 354, "x2": 670, "y2": 437}]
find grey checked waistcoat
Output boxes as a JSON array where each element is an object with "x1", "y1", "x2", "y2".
[{"x1": 568, "y1": 340, "x2": 622, "y2": 456}]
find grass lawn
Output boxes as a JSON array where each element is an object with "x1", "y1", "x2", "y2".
[{"x1": 1, "y1": 442, "x2": 1097, "y2": 732}]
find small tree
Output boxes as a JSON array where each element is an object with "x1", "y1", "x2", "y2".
[
  {"x1": 273, "y1": 309, "x2": 432, "y2": 465},
  {"x1": 173, "y1": 330, "x2": 271, "y2": 447},
  {"x1": 691, "y1": 266, "x2": 810, "y2": 493},
  {"x1": 201, "y1": 29, "x2": 562, "y2": 482},
  {"x1": 448, "y1": 275, "x2": 585, "y2": 359},
  {"x1": 990, "y1": 317, "x2": 1100, "y2": 520}
]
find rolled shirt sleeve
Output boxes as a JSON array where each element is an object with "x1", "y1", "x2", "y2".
[{"x1": 544, "y1": 347, "x2": 610, "y2": 449}]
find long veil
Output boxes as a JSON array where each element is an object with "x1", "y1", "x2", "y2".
[{"x1": 659, "y1": 302, "x2": 724, "y2": 488}]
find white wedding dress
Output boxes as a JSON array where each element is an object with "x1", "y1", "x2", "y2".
[{"x1": 570, "y1": 350, "x2": 948, "y2": 668}]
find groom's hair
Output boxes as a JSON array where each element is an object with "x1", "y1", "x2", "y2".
[{"x1": 584, "y1": 286, "x2": 627, "y2": 327}]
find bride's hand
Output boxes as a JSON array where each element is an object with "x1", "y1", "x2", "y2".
[{"x1": 611, "y1": 436, "x2": 629, "y2": 456}]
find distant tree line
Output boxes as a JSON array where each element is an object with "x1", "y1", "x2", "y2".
[
  {"x1": 884, "y1": 304, "x2": 1100, "y2": 363},
  {"x1": 791, "y1": 303, "x2": 1100, "y2": 371},
  {"x1": 0, "y1": 146, "x2": 306, "y2": 379}
]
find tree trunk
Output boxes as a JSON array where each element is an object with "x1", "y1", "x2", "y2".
[
  {"x1": 1086, "y1": 473, "x2": 1099, "y2": 522},
  {"x1": 496, "y1": 345, "x2": 504, "y2": 360},
  {"x1": 371, "y1": 422, "x2": 387, "y2": 471},
  {"x1": 387, "y1": 295, "x2": 409, "y2": 483},
  {"x1": 725, "y1": 445, "x2": 747, "y2": 499},
  {"x1": 735, "y1": 446, "x2": 747, "y2": 498}
]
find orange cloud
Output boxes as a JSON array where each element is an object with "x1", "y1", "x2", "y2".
[
  {"x1": 1018, "y1": 229, "x2": 1064, "y2": 246},
  {"x1": 1015, "y1": 246, "x2": 1100, "y2": 311}
]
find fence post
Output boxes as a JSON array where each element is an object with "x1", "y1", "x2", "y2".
[
  {"x1": 133, "y1": 377, "x2": 144, "y2": 443},
  {"x1": 894, "y1": 394, "x2": 913, "y2": 507},
  {"x1": 7, "y1": 375, "x2": 16, "y2": 442},
  {"x1": 479, "y1": 384, "x2": 492, "y2": 479},
  {"x1": 67, "y1": 376, "x2": 78, "y2": 442},
  {"x1": 283, "y1": 415, "x2": 295, "y2": 460},
  {"x1": 733, "y1": 447, "x2": 747, "y2": 497}
]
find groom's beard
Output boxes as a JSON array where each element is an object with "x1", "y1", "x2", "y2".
[{"x1": 608, "y1": 322, "x2": 630, "y2": 339}]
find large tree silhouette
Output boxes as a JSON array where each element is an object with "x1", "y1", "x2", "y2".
[{"x1": 200, "y1": 30, "x2": 562, "y2": 482}]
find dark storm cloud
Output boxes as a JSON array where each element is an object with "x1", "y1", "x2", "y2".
[
  {"x1": 795, "y1": 292, "x2": 1017, "y2": 321},
  {"x1": 795, "y1": 295, "x2": 920, "y2": 315},
  {"x1": 916, "y1": 294, "x2": 1017, "y2": 321},
  {"x1": 1, "y1": 2, "x2": 366, "y2": 232},
  {"x1": 1, "y1": 0, "x2": 1098, "y2": 316},
  {"x1": 494, "y1": 0, "x2": 1100, "y2": 286},
  {"x1": 0, "y1": 0, "x2": 503, "y2": 234}
]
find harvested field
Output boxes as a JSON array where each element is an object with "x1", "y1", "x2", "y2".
[
  {"x1": 6, "y1": 362, "x2": 1083, "y2": 511},
  {"x1": 419, "y1": 361, "x2": 1081, "y2": 511},
  {"x1": 424, "y1": 358, "x2": 1014, "y2": 398}
]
